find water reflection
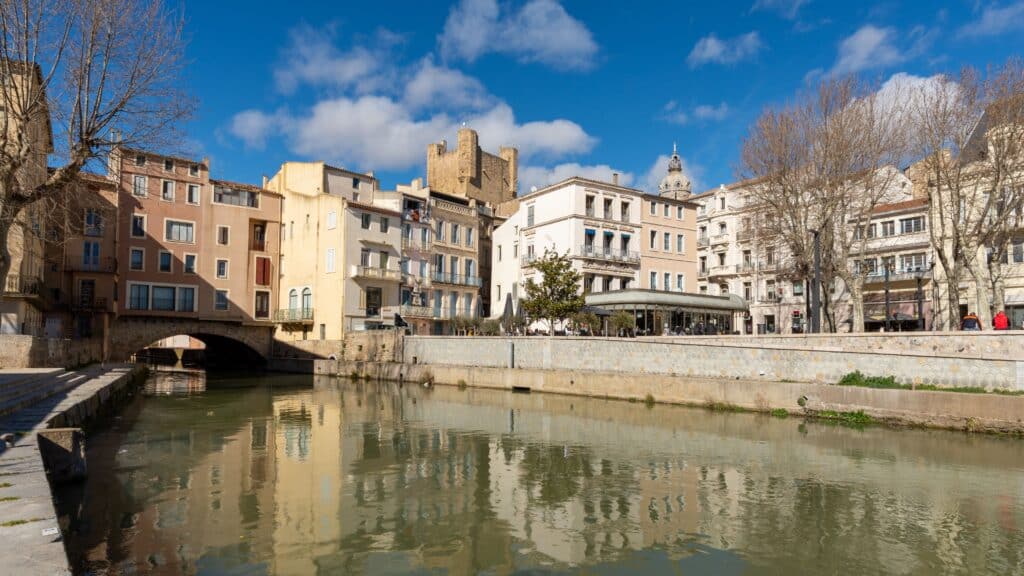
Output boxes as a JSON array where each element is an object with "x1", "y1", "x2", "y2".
[{"x1": 58, "y1": 373, "x2": 1024, "y2": 575}]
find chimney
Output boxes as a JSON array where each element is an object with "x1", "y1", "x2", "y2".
[{"x1": 612, "y1": 172, "x2": 619, "y2": 186}]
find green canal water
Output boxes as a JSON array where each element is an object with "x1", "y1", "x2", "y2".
[{"x1": 57, "y1": 371, "x2": 1024, "y2": 575}]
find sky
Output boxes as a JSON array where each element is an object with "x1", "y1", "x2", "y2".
[{"x1": 179, "y1": 0, "x2": 1024, "y2": 195}]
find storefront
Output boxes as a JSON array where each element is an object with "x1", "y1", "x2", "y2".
[{"x1": 585, "y1": 289, "x2": 748, "y2": 335}]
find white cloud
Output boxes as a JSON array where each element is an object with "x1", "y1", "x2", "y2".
[
  {"x1": 958, "y1": 1, "x2": 1024, "y2": 38},
  {"x1": 230, "y1": 98, "x2": 596, "y2": 172},
  {"x1": 439, "y1": 0, "x2": 598, "y2": 70},
  {"x1": 831, "y1": 25, "x2": 902, "y2": 75},
  {"x1": 752, "y1": 0, "x2": 809, "y2": 19},
  {"x1": 687, "y1": 32, "x2": 763, "y2": 67},
  {"x1": 873, "y1": 72, "x2": 959, "y2": 129},
  {"x1": 519, "y1": 163, "x2": 633, "y2": 193},
  {"x1": 694, "y1": 102, "x2": 730, "y2": 120},
  {"x1": 642, "y1": 154, "x2": 702, "y2": 194},
  {"x1": 273, "y1": 25, "x2": 395, "y2": 94},
  {"x1": 402, "y1": 57, "x2": 493, "y2": 112}
]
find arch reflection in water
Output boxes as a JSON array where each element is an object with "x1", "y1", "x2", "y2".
[{"x1": 59, "y1": 372, "x2": 1024, "y2": 575}]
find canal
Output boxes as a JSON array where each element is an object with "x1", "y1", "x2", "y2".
[{"x1": 57, "y1": 371, "x2": 1024, "y2": 575}]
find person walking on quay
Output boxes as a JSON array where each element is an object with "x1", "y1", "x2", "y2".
[
  {"x1": 961, "y1": 311, "x2": 982, "y2": 331},
  {"x1": 993, "y1": 310, "x2": 1010, "y2": 330}
]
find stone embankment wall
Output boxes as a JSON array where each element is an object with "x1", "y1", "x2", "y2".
[
  {"x1": 403, "y1": 335, "x2": 1024, "y2": 391},
  {"x1": 653, "y1": 331, "x2": 1024, "y2": 360},
  {"x1": 273, "y1": 332, "x2": 402, "y2": 362},
  {"x1": 0, "y1": 335, "x2": 103, "y2": 369}
]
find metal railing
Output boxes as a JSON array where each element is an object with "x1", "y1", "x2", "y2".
[
  {"x1": 400, "y1": 304, "x2": 435, "y2": 318},
  {"x1": 710, "y1": 233, "x2": 730, "y2": 246},
  {"x1": 273, "y1": 308, "x2": 314, "y2": 323},
  {"x1": 402, "y1": 272, "x2": 431, "y2": 287},
  {"x1": 861, "y1": 264, "x2": 933, "y2": 283},
  {"x1": 520, "y1": 253, "x2": 539, "y2": 266},
  {"x1": 401, "y1": 236, "x2": 432, "y2": 251},
  {"x1": 250, "y1": 238, "x2": 266, "y2": 251},
  {"x1": 402, "y1": 209, "x2": 430, "y2": 223},
  {"x1": 430, "y1": 272, "x2": 482, "y2": 287},
  {"x1": 698, "y1": 269, "x2": 709, "y2": 279},
  {"x1": 575, "y1": 245, "x2": 641, "y2": 264},
  {"x1": 352, "y1": 266, "x2": 401, "y2": 281},
  {"x1": 72, "y1": 297, "x2": 109, "y2": 311},
  {"x1": 708, "y1": 264, "x2": 737, "y2": 276},
  {"x1": 3, "y1": 274, "x2": 41, "y2": 295},
  {"x1": 64, "y1": 255, "x2": 116, "y2": 273}
]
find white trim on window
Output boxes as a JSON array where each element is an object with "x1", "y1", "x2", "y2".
[
  {"x1": 160, "y1": 179, "x2": 175, "y2": 202},
  {"x1": 130, "y1": 213, "x2": 146, "y2": 238},
  {"x1": 163, "y1": 218, "x2": 196, "y2": 244},
  {"x1": 186, "y1": 183, "x2": 201, "y2": 205},
  {"x1": 216, "y1": 258, "x2": 229, "y2": 280},
  {"x1": 183, "y1": 252, "x2": 198, "y2": 275},
  {"x1": 158, "y1": 250, "x2": 173, "y2": 273},
  {"x1": 217, "y1": 225, "x2": 229, "y2": 246},
  {"x1": 129, "y1": 247, "x2": 145, "y2": 272},
  {"x1": 214, "y1": 289, "x2": 230, "y2": 311}
]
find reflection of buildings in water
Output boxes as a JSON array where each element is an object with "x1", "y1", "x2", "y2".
[{"x1": 145, "y1": 369, "x2": 207, "y2": 395}]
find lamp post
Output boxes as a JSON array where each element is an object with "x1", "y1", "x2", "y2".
[
  {"x1": 915, "y1": 262, "x2": 935, "y2": 331},
  {"x1": 884, "y1": 259, "x2": 893, "y2": 332},
  {"x1": 810, "y1": 229, "x2": 821, "y2": 334}
]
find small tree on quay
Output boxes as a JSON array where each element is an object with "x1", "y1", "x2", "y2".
[{"x1": 521, "y1": 249, "x2": 583, "y2": 335}]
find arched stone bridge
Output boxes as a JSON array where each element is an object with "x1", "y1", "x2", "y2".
[{"x1": 108, "y1": 316, "x2": 274, "y2": 363}]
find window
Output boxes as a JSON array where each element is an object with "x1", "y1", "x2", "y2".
[
  {"x1": 585, "y1": 195, "x2": 595, "y2": 217},
  {"x1": 650, "y1": 201, "x2": 657, "y2": 215},
  {"x1": 676, "y1": 274, "x2": 684, "y2": 291},
  {"x1": 251, "y1": 223, "x2": 266, "y2": 251},
  {"x1": 900, "y1": 216, "x2": 925, "y2": 234},
  {"x1": 379, "y1": 251, "x2": 389, "y2": 270},
  {"x1": 216, "y1": 259, "x2": 228, "y2": 279},
  {"x1": 452, "y1": 224, "x2": 460, "y2": 244},
  {"x1": 718, "y1": 253, "x2": 726, "y2": 266},
  {"x1": 719, "y1": 197, "x2": 726, "y2": 210},
  {"x1": 326, "y1": 248, "x2": 336, "y2": 273},
  {"x1": 164, "y1": 159, "x2": 174, "y2": 171},
  {"x1": 650, "y1": 271, "x2": 657, "y2": 289},
  {"x1": 743, "y1": 282, "x2": 752, "y2": 300},
  {"x1": 129, "y1": 284, "x2": 149, "y2": 309},
  {"x1": 650, "y1": 230, "x2": 657, "y2": 249},
  {"x1": 255, "y1": 291, "x2": 270, "y2": 319},
  {"x1": 664, "y1": 203, "x2": 669, "y2": 217},
  {"x1": 165, "y1": 220, "x2": 194, "y2": 243},
  {"x1": 621, "y1": 202, "x2": 630, "y2": 221},
  {"x1": 161, "y1": 180, "x2": 174, "y2": 201},
  {"x1": 158, "y1": 251, "x2": 172, "y2": 272},
  {"x1": 352, "y1": 177, "x2": 361, "y2": 189},
  {"x1": 513, "y1": 243, "x2": 518, "y2": 258},
  {"x1": 880, "y1": 221, "x2": 895, "y2": 237},
  {"x1": 213, "y1": 185, "x2": 259, "y2": 207},
  {"x1": 82, "y1": 241, "x2": 100, "y2": 269},
  {"x1": 664, "y1": 272, "x2": 670, "y2": 291},
  {"x1": 131, "y1": 215, "x2": 146, "y2": 237},
  {"x1": 699, "y1": 256, "x2": 707, "y2": 273},
  {"x1": 326, "y1": 211, "x2": 337, "y2": 230},
  {"x1": 189, "y1": 163, "x2": 199, "y2": 177},
  {"x1": 663, "y1": 232, "x2": 670, "y2": 251},
  {"x1": 435, "y1": 219, "x2": 445, "y2": 241},
  {"x1": 361, "y1": 213, "x2": 371, "y2": 229},
  {"x1": 215, "y1": 290, "x2": 229, "y2": 311},
  {"x1": 177, "y1": 287, "x2": 195, "y2": 312},
  {"x1": 187, "y1": 184, "x2": 200, "y2": 205},
  {"x1": 900, "y1": 253, "x2": 926, "y2": 272},
  {"x1": 301, "y1": 288, "x2": 312, "y2": 311},
  {"x1": 466, "y1": 227, "x2": 474, "y2": 247},
  {"x1": 184, "y1": 254, "x2": 196, "y2": 274},
  {"x1": 288, "y1": 289, "x2": 298, "y2": 310},
  {"x1": 255, "y1": 257, "x2": 271, "y2": 286},
  {"x1": 1014, "y1": 238, "x2": 1024, "y2": 263},
  {"x1": 129, "y1": 248, "x2": 144, "y2": 271},
  {"x1": 792, "y1": 281, "x2": 804, "y2": 296},
  {"x1": 364, "y1": 287, "x2": 382, "y2": 316},
  {"x1": 527, "y1": 205, "x2": 535, "y2": 226},
  {"x1": 152, "y1": 286, "x2": 175, "y2": 310},
  {"x1": 132, "y1": 175, "x2": 147, "y2": 196},
  {"x1": 677, "y1": 234, "x2": 684, "y2": 253},
  {"x1": 360, "y1": 248, "x2": 370, "y2": 267},
  {"x1": 677, "y1": 206, "x2": 683, "y2": 219},
  {"x1": 84, "y1": 209, "x2": 103, "y2": 236},
  {"x1": 380, "y1": 217, "x2": 389, "y2": 233},
  {"x1": 134, "y1": 154, "x2": 146, "y2": 166},
  {"x1": 217, "y1": 226, "x2": 229, "y2": 245},
  {"x1": 718, "y1": 222, "x2": 727, "y2": 235}
]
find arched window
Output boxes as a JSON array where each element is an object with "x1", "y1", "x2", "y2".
[
  {"x1": 288, "y1": 289, "x2": 298, "y2": 311},
  {"x1": 301, "y1": 288, "x2": 312, "y2": 312}
]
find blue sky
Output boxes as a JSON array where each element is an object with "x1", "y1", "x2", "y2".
[{"x1": 182, "y1": 0, "x2": 1024, "y2": 194}]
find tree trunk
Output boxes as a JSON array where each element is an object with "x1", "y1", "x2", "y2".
[
  {"x1": 965, "y1": 256, "x2": 994, "y2": 327},
  {"x1": 0, "y1": 199, "x2": 24, "y2": 294},
  {"x1": 848, "y1": 279, "x2": 865, "y2": 333}
]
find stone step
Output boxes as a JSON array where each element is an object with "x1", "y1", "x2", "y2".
[
  {"x1": 0, "y1": 372, "x2": 76, "y2": 404},
  {"x1": 0, "y1": 372, "x2": 93, "y2": 418}
]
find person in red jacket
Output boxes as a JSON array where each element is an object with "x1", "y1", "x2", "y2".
[{"x1": 993, "y1": 310, "x2": 1010, "y2": 330}]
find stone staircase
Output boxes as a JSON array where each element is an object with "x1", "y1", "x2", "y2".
[{"x1": 0, "y1": 369, "x2": 94, "y2": 418}]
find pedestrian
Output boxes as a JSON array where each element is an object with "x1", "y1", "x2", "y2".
[
  {"x1": 993, "y1": 310, "x2": 1010, "y2": 330},
  {"x1": 961, "y1": 311, "x2": 982, "y2": 331}
]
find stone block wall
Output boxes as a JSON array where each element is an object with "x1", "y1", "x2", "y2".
[
  {"x1": 403, "y1": 336, "x2": 1024, "y2": 391},
  {"x1": 273, "y1": 332, "x2": 402, "y2": 362},
  {"x1": 0, "y1": 335, "x2": 103, "y2": 368}
]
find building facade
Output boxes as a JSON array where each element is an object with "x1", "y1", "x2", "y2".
[
  {"x1": 641, "y1": 147, "x2": 699, "y2": 294},
  {"x1": 427, "y1": 128, "x2": 517, "y2": 206}
]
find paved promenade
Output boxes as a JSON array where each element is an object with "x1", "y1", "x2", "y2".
[{"x1": 0, "y1": 365, "x2": 138, "y2": 575}]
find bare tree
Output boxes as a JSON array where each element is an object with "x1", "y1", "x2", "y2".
[
  {"x1": 909, "y1": 60, "x2": 1024, "y2": 329},
  {"x1": 0, "y1": 0, "x2": 192, "y2": 289},
  {"x1": 740, "y1": 76, "x2": 909, "y2": 332}
]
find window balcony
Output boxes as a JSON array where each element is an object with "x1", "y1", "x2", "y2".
[
  {"x1": 697, "y1": 236, "x2": 710, "y2": 248},
  {"x1": 352, "y1": 265, "x2": 401, "y2": 282},
  {"x1": 575, "y1": 245, "x2": 641, "y2": 264},
  {"x1": 737, "y1": 229, "x2": 753, "y2": 242},
  {"x1": 710, "y1": 233, "x2": 730, "y2": 246},
  {"x1": 401, "y1": 236, "x2": 432, "y2": 251},
  {"x1": 273, "y1": 308, "x2": 314, "y2": 324},
  {"x1": 708, "y1": 264, "x2": 738, "y2": 277},
  {"x1": 759, "y1": 292, "x2": 779, "y2": 303},
  {"x1": 400, "y1": 304, "x2": 435, "y2": 318},
  {"x1": 431, "y1": 272, "x2": 482, "y2": 287},
  {"x1": 402, "y1": 272, "x2": 432, "y2": 288},
  {"x1": 64, "y1": 255, "x2": 117, "y2": 273},
  {"x1": 3, "y1": 274, "x2": 41, "y2": 296},
  {"x1": 861, "y1": 263, "x2": 933, "y2": 284},
  {"x1": 72, "y1": 296, "x2": 110, "y2": 312},
  {"x1": 698, "y1": 269, "x2": 709, "y2": 279}
]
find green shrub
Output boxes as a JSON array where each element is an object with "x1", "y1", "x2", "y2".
[
  {"x1": 458, "y1": 379, "x2": 467, "y2": 390},
  {"x1": 770, "y1": 408, "x2": 789, "y2": 418},
  {"x1": 837, "y1": 371, "x2": 899, "y2": 389}
]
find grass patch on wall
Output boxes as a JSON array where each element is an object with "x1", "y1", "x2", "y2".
[
  {"x1": 644, "y1": 394, "x2": 656, "y2": 409},
  {"x1": 816, "y1": 410, "x2": 875, "y2": 426},
  {"x1": 837, "y1": 371, "x2": 1024, "y2": 396},
  {"x1": 1, "y1": 517, "x2": 44, "y2": 527},
  {"x1": 770, "y1": 408, "x2": 789, "y2": 418}
]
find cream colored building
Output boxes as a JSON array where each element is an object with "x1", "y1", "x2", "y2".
[
  {"x1": 268, "y1": 161, "x2": 401, "y2": 340},
  {"x1": 1, "y1": 62, "x2": 52, "y2": 335},
  {"x1": 641, "y1": 146, "x2": 698, "y2": 293}
]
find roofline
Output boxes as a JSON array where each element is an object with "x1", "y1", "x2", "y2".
[
  {"x1": 524, "y1": 176, "x2": 646, "y2": 200},
  {"x1": 115, "y1": 145, "x2": 208, "y2": 168},
  {"x1": 210, "y1": 178, "x2": 283, "y2": 198}
]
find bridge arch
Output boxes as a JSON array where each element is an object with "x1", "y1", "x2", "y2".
[{"x1": 109, "y1": 317, "x2": 274, "y2": 364}]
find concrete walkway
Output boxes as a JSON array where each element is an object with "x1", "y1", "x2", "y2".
[{"x1": 0, "y1": 365, "x2": 138, "y2": 576}]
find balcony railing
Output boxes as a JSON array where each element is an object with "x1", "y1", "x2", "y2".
[
  {"x1": 759, "y1": 292, "x2": 779, "y2": 303},
  {"x1": 697, "y1": 236, "x2": 709, "y2": 248},
  {"x1": 273, "y1": 308, "x2": 314, "y2": 323},
  {"x1": 431, "y1": 272, "x2": 482, "y2": 287},
  {"x1": 710, "y1": 233, "x2": 730, "y2": 246},
  {"x1": 64, "y1": 255, "x2": 117, "y2": 273},
  {"x1": 400, "y1": 304, "x2": 435, "y2": 318},
  {"x1": 708, "y1": 264, "x2": 737, "y2": 277},
  {"x1": 84, "y1": 225, "x2": 105, "y2": 237},
  {"x1": 575, "y1": 245, "x2": 641, "y2": 264},
  {"x1": 759, "y1": 261, "x2": 778, "y2": 272},
  {"x1": 401, "y1": 236, "x2": 432, "y2": 251},
  {"x1": 72, "y1": 297, "x2": 109, "y2": 311},
  {"x1": 351, "y1": 265, "x2": 401, "y2": 281},
  {"x1": 739, "y1": 262, "x2": 756, "y2": 274},
  {"x1": 861, "y1": 264, "x2": 933, "y2": 284},
  {"x1": 250, "y1": 238, "x2": 266, "y2": 251},
  {"x1": 3, "y1": 274, "x2": 41, "y2": 295},
  {"x1": 520, "y1": 253, "x2": 539, "y2": 266},
  {"x1": 737, "y1": 229, "x2": 753, "y2": 242},
  {"x1": 698, "y1": 269, "x2": 709, "y2": 279},
  {"x1": 402, "y1": 272, "x2": 431, "y2": 287},
  {"x1": 402, "y1": 209, "x2": 430, "y2": 223}
]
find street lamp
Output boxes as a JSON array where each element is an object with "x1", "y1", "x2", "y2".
[
  {"x1": 810, "y1": 229, "x2": 821, "y2": 334},
  {"x1": 883, "y1": 258, "x2": 894, "y2": 332},
  {"x1": 915, "y1": 262, "x2": 935, "y2": 331}
]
